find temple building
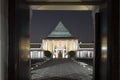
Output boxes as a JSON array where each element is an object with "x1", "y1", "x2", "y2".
[
  {"x1": 42, "y1": 21, "x2": 78, "y2": 58},
  {"x1": 30, "y1": 21, "x2": 94, "y2": 59}
]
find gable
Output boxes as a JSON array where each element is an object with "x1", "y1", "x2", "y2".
[{"x1": 48, "y1": 21, "x2": 73, "y2": 37}]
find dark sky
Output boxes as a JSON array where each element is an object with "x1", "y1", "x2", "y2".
[{"x1": 30, "y1": 10, "x2": 94, "y2": 43}]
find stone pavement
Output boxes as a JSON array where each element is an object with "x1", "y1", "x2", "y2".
[{"x1": 31, "y1": 59, "x2": 93, "y2": 80}]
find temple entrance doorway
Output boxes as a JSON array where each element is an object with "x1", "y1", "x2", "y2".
[
  {"x1": 54, "y1": 47, "x2": 66, "y2": 58},
  {"x1": 58, "y1": 50, "x2": 63, "y2": 58}
]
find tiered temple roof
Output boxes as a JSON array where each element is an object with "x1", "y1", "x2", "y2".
[{"x1": 45, "y1": 21, "x2": 76, "y2": 39}]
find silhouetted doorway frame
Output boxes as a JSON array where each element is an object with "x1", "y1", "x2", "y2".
[
  {"x1": 29, "y1": 4, "x2": 102, "y2": 80},
  {"x1": 8, "y1": 1, "x2": 120, "y2": 80}
]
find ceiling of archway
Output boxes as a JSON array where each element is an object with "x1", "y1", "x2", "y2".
[{"x1": 26, "y1": 0, "x2": 104, "y2": 11}]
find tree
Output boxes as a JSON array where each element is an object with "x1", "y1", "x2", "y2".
[
  {"x1": 44, "y1": 50, "x2": 52, "y2": 58},
  {"x1": 68, "y1": 51, "x2": 76, "y2": 58}
]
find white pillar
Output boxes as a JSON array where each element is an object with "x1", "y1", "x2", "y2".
[
  {"x1": 79, "y1": 51, "x2": 80, "y2": 58},
  {"x1": 40, "y1": 51, "x2": 42, "y2": 58},
  {"x1": 47, "y1": 40, "x2": 48, "y2": 50},
  {"x1": 88, "y1": 51, "x2": 90, "y2": 58},
  {"x1": 92, "y1": 51, "x2": 94, "y2": 58},
  {"x1": 76, "y1": 40, "x2": 78, "y2": 50},
  {"x1": 33, "y1": 52, "x2": 35, "y2": 58},
  {"x1": 46, "y1": 40, "x2": 47, "y2": 50},
  {"x1": 30, "y1": 52, "x2": 32, "y2": 59},
  {"x1": 77, "y1": 43, "x2": 80, "y2": 49},
  {"x1": 52, "y1": 40, "x2": 53, "y2": 52},
  {"x1": 63, "y1": 50, "x2": 64, "y2": 58},
  {"x1": 53, "y1": 54, "x2": 55, "y2": 58},
  {"x1": 55, "y1": 50, "x2": 56, "y2": 58},
  {"x1": 38, "y1": 52, "x2": 40, "y2": 58},
  {"x1": 71, "y1": 40, "x2": 72, "y2": 50},
  {"x1": 81, "y1": 51, "x2": 83, "y2": 58},
  {"x1": 79, "y1": 51, "x2": 81, "y2": 58},
  {"x1": 34, "y1": 52, "x2": 36, "y2": 58},
  {"x1": 53, "y1": 50, "x2": 56, "y2": 58},
  {"x1": 34, "y1": 52, "x2": 35, "y2": 59},
  {"x1": 41, "y1": 51, "x2": 44, "y2": 58},
  {"x1": 56, "y1": 50, "x2": 58, "y2": 58},
  {"x1": 83, "y1": 51, "x2": 85, "y2": 58},
  {"x1": 77, "y1": 51, "x2": 79, "y2": 58},
  {"x1": 35, "y1": 52, "x2": 37, "y2": 59},
  {"x1": 66, "y1": 55, "x2": 68, "y2": 58},
  {"x1": 33, "y1": 53, "x2": 34, "y2": 59},
  {"x1": 31, "y1": 52, "x2": 33, "y2": 59},
  {"x1": 66, "y1": 40, "x2": 68, "y2": 53},
  {"x1": 72, "y1": 40, "x2": 74, "y2": 50},
  {"x1": 37, "y1": 52, "x2": 38, "y2": 58},
  {"x1": 52, "y1": 40, "x2": 54, "y2": 52}
]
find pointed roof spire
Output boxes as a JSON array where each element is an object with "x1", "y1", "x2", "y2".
[{"x1": 47, "y1": 21, "x2": 73, "y2": 38}]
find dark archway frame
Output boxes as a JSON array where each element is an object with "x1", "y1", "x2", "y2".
[{"x1": 8, "y1": 0, "x2": 119, "y2": 80}]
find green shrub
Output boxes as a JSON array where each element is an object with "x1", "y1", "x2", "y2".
[
  {"x1": 44, "y1": 50, "x2": 52, "y2": 58},
  {"x1": 68, "y1": 51, "x2": 76, "y2": 58}
]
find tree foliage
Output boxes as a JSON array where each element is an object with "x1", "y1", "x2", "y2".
[
  {"x1": 44, "y1": 50, "x2": 52, "y2": 58},
  {"x1": 68, "y1": 51, "x2": 76, "y2": 58}
]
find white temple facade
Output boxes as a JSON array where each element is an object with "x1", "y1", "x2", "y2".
[
  {"x1": 42, "y1": 21, "x2": 78, "y2": 58},
  {"x1": 30, "y1": 21, "x2": 94, "y2": 59}
]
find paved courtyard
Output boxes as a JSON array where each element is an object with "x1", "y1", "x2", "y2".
[{"x1": 31, "y1": 59, "x2": 93, "y2": 80}]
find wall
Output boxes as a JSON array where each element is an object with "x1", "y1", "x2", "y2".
[
  {"x1": 107, "y1": 0, "x2": 119, "y2": 80},
  {"x1": 8, "y1": 0, "x2": 31, "y2": 80},
  {"x1": 0, "y1": 0, "x2": 8, "y2": 80}
]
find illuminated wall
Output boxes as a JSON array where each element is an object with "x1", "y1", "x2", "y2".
[{"x1": 42, "y1": 39, "x2": 78, "y2": 53}]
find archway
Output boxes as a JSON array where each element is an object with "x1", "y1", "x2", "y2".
[{"x1": 7, "y1": 0, "x2": 120, "y2": 80}]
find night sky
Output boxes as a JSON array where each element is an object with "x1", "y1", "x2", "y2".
[{"x1": 30, "y1": 10, "x2": 94, "y2": 43}]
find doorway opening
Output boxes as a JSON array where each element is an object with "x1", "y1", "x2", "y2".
[
  {"x1": 58, "y1": 50, "x2": 62, "y2": 58},
  {"x1": 30, "y1": 5, "x2": 98, "y2": 80}
]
